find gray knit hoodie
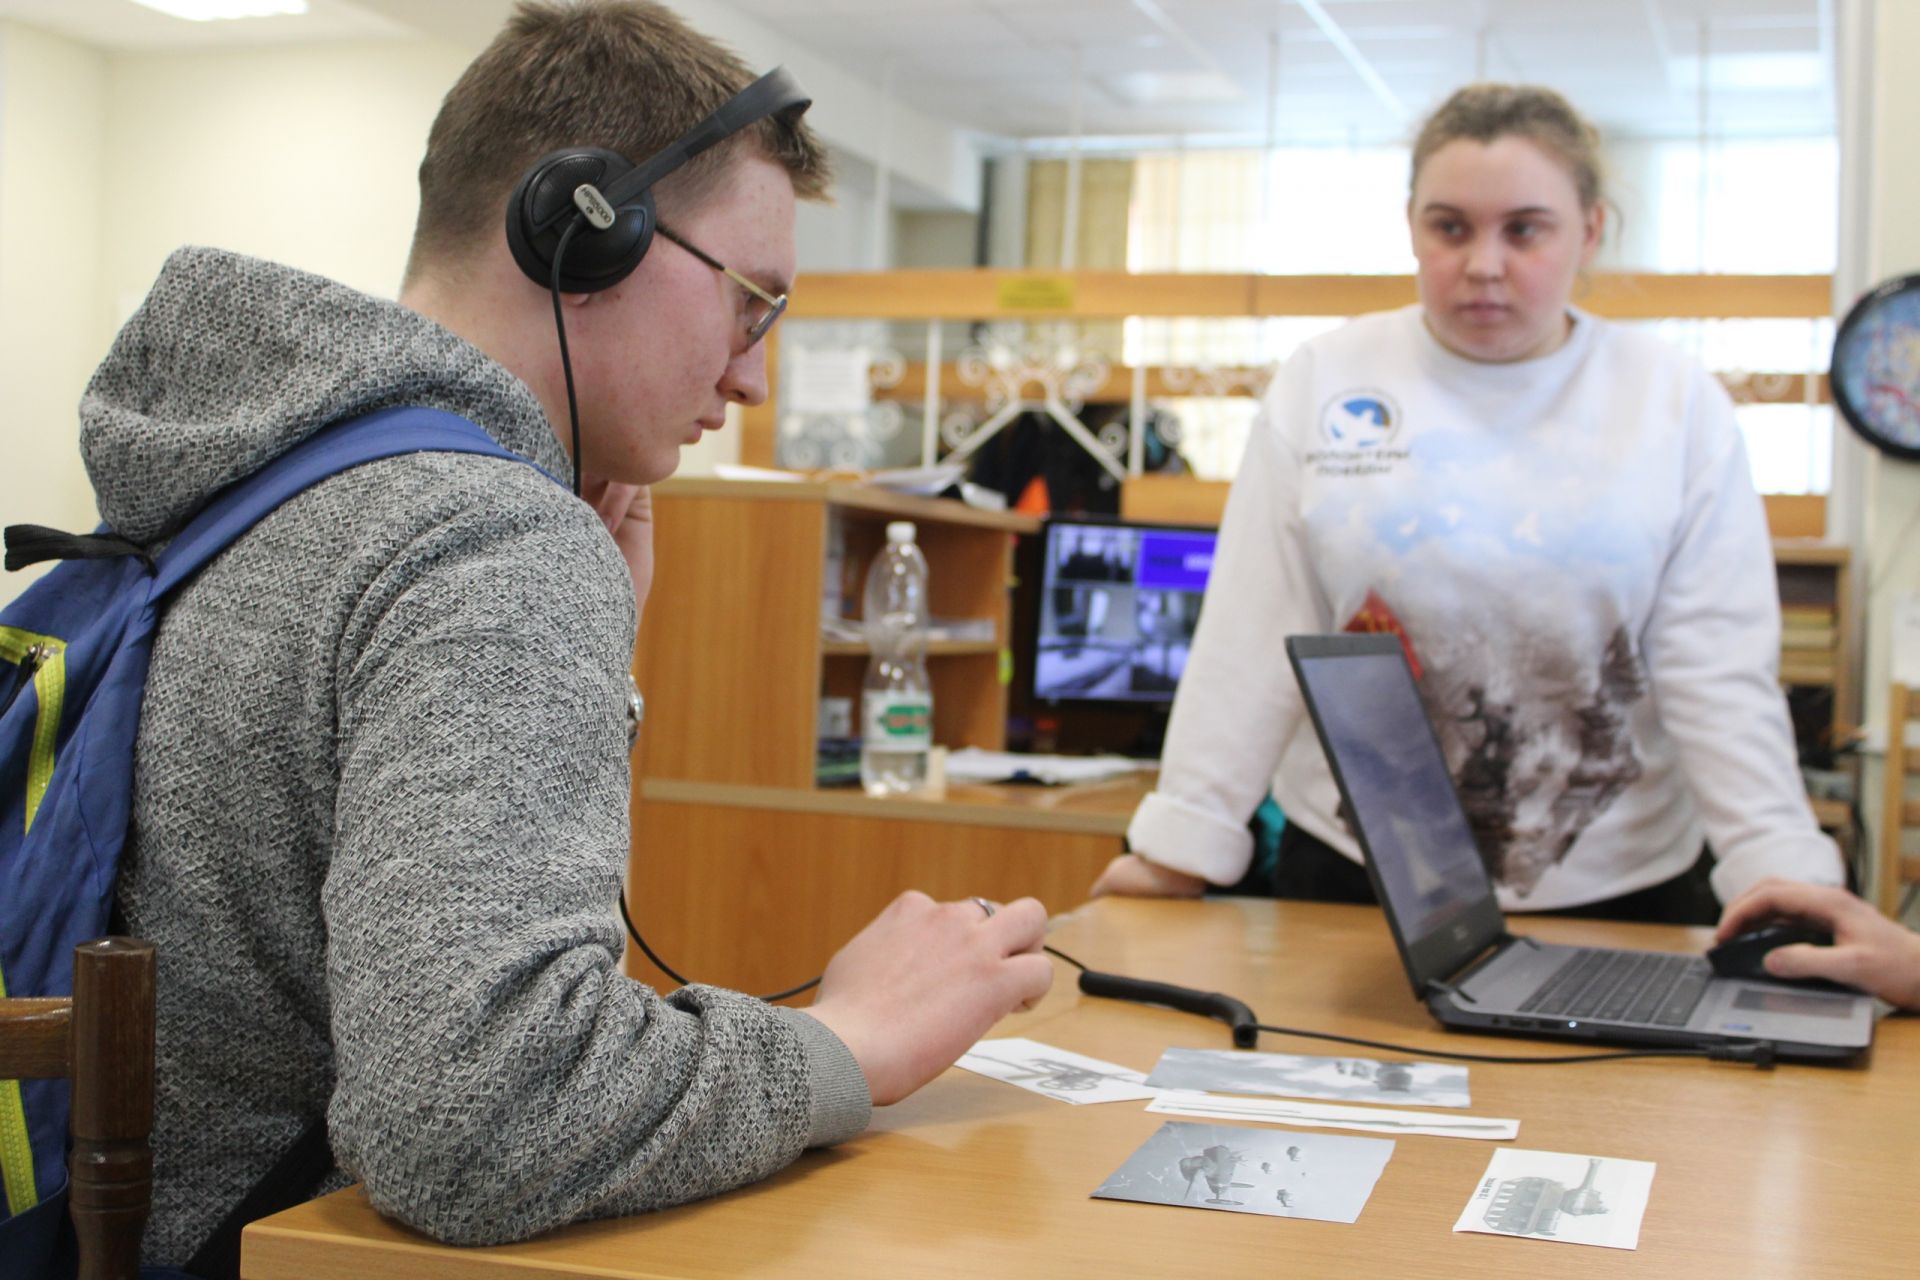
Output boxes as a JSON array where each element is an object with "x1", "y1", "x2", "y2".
[{"x1": 85, "y1": 247, "x2": 868, "y2": 1265}]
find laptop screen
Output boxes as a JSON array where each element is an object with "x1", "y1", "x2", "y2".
[{"x1": 1286, "y1": 634, "x2": 1507, "y2": 990}]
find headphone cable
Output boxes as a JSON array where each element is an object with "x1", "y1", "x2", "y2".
[
  {"x1": 548, "y1": 218, "x2": 586, "y2": 499},
  {"x1": 546, "y1": 215, "x2": 810, "y2": 1000},
  {"x1": 617, "y1": 887, "x2": 819, "y2": 1002},
  {"x1": 1043, "y1": 943, "x2": 1773, "y2": 1068}
]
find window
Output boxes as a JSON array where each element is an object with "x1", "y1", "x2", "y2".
[{"x1": 1121, "y1": 137, "x2": 1837, "y2": 492}]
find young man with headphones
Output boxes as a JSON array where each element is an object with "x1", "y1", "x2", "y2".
[{"x1": 82, "y1": 1, "x2": 1050, "y2": 1269}]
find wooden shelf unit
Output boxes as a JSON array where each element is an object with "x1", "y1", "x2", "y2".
[
  {"x1": 1773, "y1": 541, "x2": 1853, "y2": 746},
  {"x1": 631, "y1": 479, "x2": 1037, "y2": 792},
  {"x1": 745, "y1": 269, "x2": 1836, "y2": 470}
]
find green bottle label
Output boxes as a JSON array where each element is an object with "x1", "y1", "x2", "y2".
[{"x1": 863, "y1": 694, "x2": 931, "y2": 748}]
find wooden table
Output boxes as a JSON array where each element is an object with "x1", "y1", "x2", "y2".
[
  {"x1": 626, "y1": 774, "x2": 1152, "y2": 995},
  {"x1": 242, "y1": 898, "x2": 1916, "y2": 1279}
]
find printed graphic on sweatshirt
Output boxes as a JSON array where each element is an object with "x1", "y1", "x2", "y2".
[
  {"x1": 1307, "y1": 389, "x2": 1409, "y2": 478},
  {"x1": 1441, "y1": 626, "x2": 1648, "y2": 895},
  {"x1": 1342, "y1": 587, "x2": 1651, "y2": 895},
  {"x1": 1303, "y1": 390, "x2": 1670, "y2": 899},
  {"x1": 1341, "y1": 589, "x2": 1423, "y2": 680}
]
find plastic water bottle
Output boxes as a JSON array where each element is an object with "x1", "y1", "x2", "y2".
[{"x1": 861, "y1": 521, "x2": 933, "y2": 795}]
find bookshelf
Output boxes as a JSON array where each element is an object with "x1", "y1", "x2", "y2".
[{"x1": 1773, "y1": 542, "x2": 1854, "y2": 832}]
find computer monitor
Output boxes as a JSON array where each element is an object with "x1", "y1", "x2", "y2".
[{"x1": 1031, "y1": 516, "x2": 1217, "y2": 706}]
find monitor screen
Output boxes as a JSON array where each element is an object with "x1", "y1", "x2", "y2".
[{"x1": 1032, "y1": 518, "x2": 1217, "y2": 705}]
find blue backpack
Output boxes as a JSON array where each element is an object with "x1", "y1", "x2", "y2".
[{"x1": 0, "y1": 407, "x2": 542, "y2": 1279}]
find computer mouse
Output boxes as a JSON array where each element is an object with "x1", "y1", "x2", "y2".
[{"x1": 1706, "y1": 923, "x2": 1835, "y2": 983}]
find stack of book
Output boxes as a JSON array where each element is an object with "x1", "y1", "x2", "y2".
[{"x1": 1779, "y1": 603, "x2": 1838, "y2": 683}]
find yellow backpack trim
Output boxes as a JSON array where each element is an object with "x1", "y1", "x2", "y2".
[
  {"x1": 0, "y1": 962, "x2": 40, "y2": 1216},
  {"x1": 1, "y1": 625, "x2": 67, "y2": 834}
]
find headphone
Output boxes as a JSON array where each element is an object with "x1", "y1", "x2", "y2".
[
  {"x1": 505, "y1": 65, "x2": 812, "y2": 294},
  {"x1": 500, "y1": 66, "x2": 809, "y2": 496}
]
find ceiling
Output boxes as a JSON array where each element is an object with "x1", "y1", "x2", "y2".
[
  {"x1": 725, "y1": 0, "x2": 1835, "y2": 146},
  {"x1": 0, "y1": 0, "x2": 406, "y2": 47},
  {"x1": 0, "y1": 0, "x2": 1835, "y2": 145}
]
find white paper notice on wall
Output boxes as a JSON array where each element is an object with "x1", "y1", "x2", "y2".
[
  {"x1": 1892, "y1": 591, "x2": 1920, "y2": 689},
  {"x1": 785, "y1": 347, "x2": 872, "y2": 416}
]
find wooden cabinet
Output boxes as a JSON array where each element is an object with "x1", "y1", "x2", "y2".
[{"x1": 630, "y1": 480, "x2": 1036, "y2": 791}]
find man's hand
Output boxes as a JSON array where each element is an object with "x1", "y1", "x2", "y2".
[
  {"x1": 804, "y1": 891, "x2": 1053, "y2": 1106},
  {"x1": 1088, "y1": 852, "x2": 1208, "y2": 900},
  {"x1": 1715, "y1": 878, "x2": 1920, "y2": 1010},
  {"x1": 582, "y1": 477, "x2": 654, "y2": 615}
]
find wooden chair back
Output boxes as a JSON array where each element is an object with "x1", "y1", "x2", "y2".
[
  {"x1": 0, "y1": 937, "x2": 156, "y2": 1280},
  {"x1": 1879, "y1": 684, "x2": 1920, "y2": 916}
]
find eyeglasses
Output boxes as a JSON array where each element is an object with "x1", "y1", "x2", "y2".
[{"x1": 655, "y1": 223, "x2": 788, "y2": 346}]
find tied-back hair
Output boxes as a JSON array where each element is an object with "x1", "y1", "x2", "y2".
[{"x1": 1410, "y1": 83, "x2": 1605, "y2": 212}]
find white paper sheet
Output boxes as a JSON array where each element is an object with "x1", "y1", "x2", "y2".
[
  {"x1": 954, "y1": 1037, "x2": 1159, "y2": 1105},
  {"x1": 863, "y1": 463, "x2": 967, "y2": 495},
  {"x1": 1147, "y1": 1091, "x2": 1517, "y2": 1140},
  {"x1": 1454, "y1": 1148, "x2": 1656, "y2": 1249},
  {"x1": 785, "y1": 347, "x2": 872, "y2": 415},
  {"x1": 944, "y1": 748, "x2": 1152, "y2": 786},
  {"x1": 1146, "y1": 1046, "x2": 1471, "y2": 1108},
  {"x1": 712, "y1": 463, "x2": 806, "y2": 482}
]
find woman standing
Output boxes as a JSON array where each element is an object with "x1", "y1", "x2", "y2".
[{"x1": 1092, "y1": 84, "x2": 1841, "y2": 924}]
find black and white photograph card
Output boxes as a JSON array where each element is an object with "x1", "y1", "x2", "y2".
[
  {"x1": 1454, "y1": 1148, "x2": 1656, "y2": 1249},
  {"x1": 955, "y1": 1038, "x2": 1159, "y2": 1105},
  {"x1": 1145, "y1": 1047, "x2": 1471, "y2": 1108},
  {"x1": 1092, "y1": 1121, "x2": 1394, "y2": 1223}
]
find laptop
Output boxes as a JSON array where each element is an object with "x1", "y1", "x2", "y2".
[{"x1": 1284, "y1": 633, "x2": 1875, "y2": 1062}]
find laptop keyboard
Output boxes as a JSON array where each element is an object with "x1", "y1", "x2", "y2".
[{"x1": 1517, "y1": 949, "x2": 1713, "y2": 1027}]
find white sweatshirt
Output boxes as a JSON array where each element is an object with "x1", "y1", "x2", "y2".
[{"x1": 1129, "y1": 305, "x2": 1842, "y2": 911}]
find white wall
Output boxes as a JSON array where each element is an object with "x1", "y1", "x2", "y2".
[
  {"x1": 796, "y1": 178, "x2": 881, "y2": 273},
  {"x1": 660, "y1": 0, "x2": 980, "y2": 216},
  {"x1": 895, "y1": 209, "x2": 976, "y2": 269},
  {"x1": 100, "y1": 38, "x2": 468, "y2": 317},
  {"x1": 0, "y1": 22, "x2": 107, "y2": 602},
  {"x1": 0, "y1": 30, "x2": 463, "y2": 608},
  {"x1": 1861, "y1": 0, "x2": 1920, "y2": 821}
]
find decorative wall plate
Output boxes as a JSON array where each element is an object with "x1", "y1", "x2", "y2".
[{"x1": 1831, "y1": 273, "x2": 1920, "y2": 461}]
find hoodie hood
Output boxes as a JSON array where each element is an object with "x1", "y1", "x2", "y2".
[{"x1": 81, "y1": 246, "x2": 569, "y2": 544}]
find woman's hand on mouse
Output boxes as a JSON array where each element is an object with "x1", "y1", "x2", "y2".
[{"x1": 1716, "y1": 878, "x2": 1920, "y2": 1010}]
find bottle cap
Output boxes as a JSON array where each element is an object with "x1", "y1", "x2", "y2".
[{"x1": 886, "y1": 521, "x2": 916, "y2": 544}]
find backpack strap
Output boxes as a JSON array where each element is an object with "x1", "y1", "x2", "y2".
[
  {"x1": 151, "y1": 406, "x2": 553, "y2": 600},
  {"x1": 148, "y1": 406, "x2": 551, "y2": 1273},
  {"x1": 2, "y1": 528, "x2": 153, "y2": 573}
]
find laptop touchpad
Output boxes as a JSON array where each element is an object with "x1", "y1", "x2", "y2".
[{"x1": 1730, "y1": 987, "x2": 1855, "y2": 1019}]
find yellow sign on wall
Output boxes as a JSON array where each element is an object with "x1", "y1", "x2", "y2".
[{"x1": 996, "y1": 275, "x2": 1077, "y2": 311}]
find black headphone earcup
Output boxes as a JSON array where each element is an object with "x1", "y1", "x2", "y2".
[{"x1": 505, "y1": 147, "x2": 657, "y2": 294}]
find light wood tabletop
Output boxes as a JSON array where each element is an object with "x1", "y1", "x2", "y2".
[{"x1": 242, "y1": 897, "x2": 1916, "y2": 1280}]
